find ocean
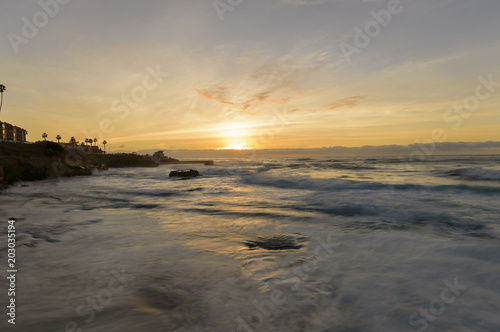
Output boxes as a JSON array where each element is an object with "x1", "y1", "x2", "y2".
[{"x1": 1, "y1": 155, "x2": 500, "y2": 332}]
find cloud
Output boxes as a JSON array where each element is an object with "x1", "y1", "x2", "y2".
[
  {"x1": 195, "y1": 85, "x2": 234, "y2": 105},
  {"x1": 194, "y1": 60, "x2": 305, "y2": 114},
  {"x1": 325, "y1": 96, "x2": 365, "y2": 110}
]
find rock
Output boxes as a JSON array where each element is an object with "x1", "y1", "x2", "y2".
[
  {"x1": 244, "y1": 234, "x2": 308, "y2": 250},
  {"x1": 169, "y1": 169, "x2": 201, "y2": 177}
]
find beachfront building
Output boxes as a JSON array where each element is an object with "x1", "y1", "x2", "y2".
[
  {"x1": 0, "y1": 121, "x2": 28, "y2": 142},
  {"x1": 60, "y1": 142, "x2": 103, "y2": 154},
  {"x1": 15, "y1": 126, "x2": 27, "y2": 142}
]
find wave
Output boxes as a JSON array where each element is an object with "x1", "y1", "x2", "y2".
[
  {"x1": 240, "y1": 173, "x2": 500, "y2": 195},
  {"x1": 446, "y1": 168, "x2": 500, "y2": 181},
  {"x1": 123, "y1": 189, "x2": 179, "y2": 197},
  {"x1": 320, "y1": 163, "x2": 376, "y2": 170}
]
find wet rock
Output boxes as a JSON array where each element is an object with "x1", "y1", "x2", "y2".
[
  {"x1": 244, "y1": 234, "x2": 308, "y2": 250},
  {"x1": 169, "y1": 169, "x2": 201, "y2": 177}
]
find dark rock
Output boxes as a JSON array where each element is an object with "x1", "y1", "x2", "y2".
[
  {"x1": 99, "y1": 154, "x2": 159, "y2": 168},
  {"x1": 244, "y1": 234, "x2": 308, "y2": 250},
  {"x1": 169, "y1": 169, "x2": 201, "y2": 177},
  {"x1": 43, "y1": 141, "x2": 64, "y2": 157},
  {"x1": 2, "y1": 162, "x2": 48, "y2": 184},
  {"x1": 62, "y1": 166, "x2": 92, "y2": 177}
]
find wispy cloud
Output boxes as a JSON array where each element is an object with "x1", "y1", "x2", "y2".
[
  {"x1": 325, "y1": 95, "x2": 365, "y2": 110},
  {"x1": 194, "y1": 60, "x2": 307, "y2": 115}
]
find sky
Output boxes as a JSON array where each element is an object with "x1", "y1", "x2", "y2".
[{"x1": 0, "y1": 0, "x2": 499, "y2": 153}]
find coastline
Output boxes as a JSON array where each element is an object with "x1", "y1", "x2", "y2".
[
  {"x1": 0, "y1": 141, "x2": 153, "y2": 189},
  {"x1": 0, "y1": 141, "x2": 214, "y2": 189}
]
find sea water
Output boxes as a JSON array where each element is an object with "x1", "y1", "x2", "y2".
[{"x1": 1, "y1": 155, "x2": 499, "y2": 331}]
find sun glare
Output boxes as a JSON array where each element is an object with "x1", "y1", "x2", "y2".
[
  {"x1": 218, "y1": 124, "x2": 252, "y2": 150},
  {"x1": 221, "y1": 143, "x2": 250, "y2": 150},
  {"x1": 224, "y1": 127, "x2": 248, "y2": 138}
]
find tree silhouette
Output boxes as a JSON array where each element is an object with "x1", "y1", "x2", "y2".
[
  {"x1": 103, "y1": 140, "x2": 107, "y2": 154},
  {"x1": 93, "y1": 138, "x2": 97, "y2": 146},
  {"x1": 85, "y1": 138, "x2": 89, "y2": 145},
  {"x1": 42, "y1": 132, "x2": 48, "y2": 141},
  {"x1": 0, "y1": 84, "x2": 5, "y2": 113},
  {"x1": 69, "y1": 136, "x2": 76, "y2": 145},
  {"x1": 56, "y1": 135, "x2": 61, "y2": 143}
]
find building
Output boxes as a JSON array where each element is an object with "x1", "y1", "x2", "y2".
[
  {"x1": 14, "y1": 126, "x2": 27, "y2": 142},
  {"x1": 0, "y1": 121, "x2": 28, "y2": 142},
  {"x1": 60, "y1": 142, "x2": 103, "y2": 154}
]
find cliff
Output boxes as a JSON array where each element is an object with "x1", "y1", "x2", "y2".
[{"x1": 0, "y1": 141, "x2": 158, "y2": 186}]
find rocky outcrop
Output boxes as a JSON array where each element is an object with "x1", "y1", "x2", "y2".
[
  {"x1": 169, "y1": 169, "x2": 201, "y2": 177},
  {"x1": 0, "y1": 141, "x2": 159, "y2": 186},
  {"x1": 244, "y1": 234, "x2": 308, "y2": 250},
  {"x1": 151, "y1": 151, "x2": 213, "y2": 165},
  {"x1": 0, "y1": 141, "x2": 74, "y2": 185},
  {"x1": 97, "y1": 154, "x2": 159, "y2": 168}
]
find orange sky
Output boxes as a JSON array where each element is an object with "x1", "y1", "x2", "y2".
[{"x1": 1, "y1": 1, "x2": 499, "y2": 152}]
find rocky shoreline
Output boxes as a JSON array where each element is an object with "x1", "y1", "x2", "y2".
[{"x1": 0, "y1": 141, "x2": 211, "y2": 187}]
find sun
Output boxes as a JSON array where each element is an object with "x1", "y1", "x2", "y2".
[
  {"x1": 221, "y1": 143, "x2": 250, "y2": 150},
  {"x1": 218, "y1": 124, "x2": 251, "y2": 150}
]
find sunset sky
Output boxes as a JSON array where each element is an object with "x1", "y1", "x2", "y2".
[{"x1": 1, "y1": 0, "x2": 499, "y2": 152}]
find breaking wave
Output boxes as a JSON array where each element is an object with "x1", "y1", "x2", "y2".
[{"x1": 446, "y1": 168, "x2": 500, "y2": 181}]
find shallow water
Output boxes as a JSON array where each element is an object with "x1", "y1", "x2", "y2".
[{"x1": 1, "y1": 155, "x2": 500, "y2": 331}]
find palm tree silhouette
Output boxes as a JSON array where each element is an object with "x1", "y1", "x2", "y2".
[
  {"x1": 56, "y1": 135, "x2": 61, "y2": 143},
  {"x1": 69, "y1": 136, "x2": 76, "y2": 145},
  {"x1": 93, "y1": 138, "x2": 97, "y2": 146},
  {"x1": 85, "y1": 138, "x2": 89, "y2": 146},
  {"x1": 42, "y1": 133, "x2": 48, "y2": 141},
  {"x1": 103, "y1": 140, "x2": 107, "y2": 154},
  {"x1": 0, "y1": 84, "x2": 6, "y2": 113}
]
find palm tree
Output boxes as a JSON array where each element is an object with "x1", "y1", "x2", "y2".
[
  {"x1": 88, "y1": 138, "x2": 93, "y2": 146},
  {"x1": 85, "y1": 138, "x2": 89, "y2": 145},
  {"x1": 69, "y1": 136, "x2": 76, "y2": 145},
  {"x1": 103, "y1": 140, "x2": 107, "y2": 154},
  {"x1": 42, "y1": 132, "x2": 48, "y2": 141},
  {"x1": 93, "y1": 138, "x2": 97, "y2": 146},
  {"x1": 0, "y1": 84, "x2": 5, "y2": 113},
  {"x1": 56, "y1": 135, "x2": 61, "y2": 143}
]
